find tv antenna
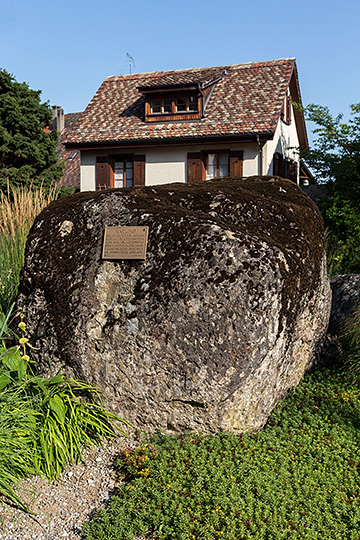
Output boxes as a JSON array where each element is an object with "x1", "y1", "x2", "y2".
[{"x1": 127, "y1": 52, "x2": 136, "y2": 74}]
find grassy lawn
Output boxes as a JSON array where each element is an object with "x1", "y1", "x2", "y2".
[{"x1": 84, "y1": 365, "x2": 360, "y2": 540}]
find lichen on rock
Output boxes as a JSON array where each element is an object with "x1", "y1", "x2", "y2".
[{"x1": 17, "y1": 177, "x2": 331, "y2": 434}]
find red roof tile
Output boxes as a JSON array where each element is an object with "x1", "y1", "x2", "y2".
[{"x1": 65, "y1": 58, "x2": 301, "y2": 147}]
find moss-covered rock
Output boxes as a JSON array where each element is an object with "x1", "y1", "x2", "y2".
[{"x1": 17, "y1": 176, "x2": 331, "y2": 434}]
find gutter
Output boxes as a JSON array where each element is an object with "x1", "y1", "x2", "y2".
[{"x1": 64, "y1": 132, "x2": 274, "y2": 151}]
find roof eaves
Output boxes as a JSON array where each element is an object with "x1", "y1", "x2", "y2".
[
  {"x1": 288, "y1": 62, "x2": 308, "y2": 148},
  {"x1": 64, "y1": 131, "x2": 275, "y2": 149}
]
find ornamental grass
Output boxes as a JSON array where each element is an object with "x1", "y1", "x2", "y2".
[{"x1": 0, "y1": 183, "x2": 58, "y2": 311}]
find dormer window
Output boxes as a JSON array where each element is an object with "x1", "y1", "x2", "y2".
[
  {"x1": 146, "y1": 93, "x2": 200, "y2": 121},
  {"x1": 138, "y1": 81, "x2": 205, "y2": 123}
]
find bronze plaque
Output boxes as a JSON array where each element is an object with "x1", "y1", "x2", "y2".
[{"x1": 102, "y1": 226, "x2": 149, "y2": 260}]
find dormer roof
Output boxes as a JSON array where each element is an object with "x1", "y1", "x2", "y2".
[
  {"x1": 65, "y1": 58, "x2": 308, "y2": 149},
  {"x1": 136, "y1": 65, "x2": 226, "y2": 92}
]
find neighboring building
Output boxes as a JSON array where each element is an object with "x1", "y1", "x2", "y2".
[
  {"x1": 64, "y1": 58, "x2": 308, "y2": 192},
  {"x1": 52, "y1": 106, "x2": 82, "y2": 190}
]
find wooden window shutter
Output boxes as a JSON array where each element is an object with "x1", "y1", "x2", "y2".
[
  {"x1": 96, "y1": 156, "x2": 110, "y2": 190},
  {"x1": 286, "y1": 94, "x2": 291, "y2": 124},
  {"x1": 229, "y1": 151, "x2": 243, "y2": 177},
  {"x1": 133, "y1": 155, "x2": 146, "y2": 186},
  {"x1": 187, "y1": 153, "x2": 203, "y2": 183},
  {"x1": 289, "y1": 160, "x2": 298, "y2": 183},
  {"x1": 273, "y1": 152, "x2": 284, "y2": 177},
  {"x1": 284, "y1": 159, "x2": 291, "y2": 180}
]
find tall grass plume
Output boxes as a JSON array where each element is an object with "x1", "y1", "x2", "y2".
[{"x1": 0, "y1": 183, "x2": 58, "y2": 311}]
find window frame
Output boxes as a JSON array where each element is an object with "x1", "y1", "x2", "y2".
[
  {"x1": 204, "y1": 151, "x2": 230, "y2": 180},
  {"x1": 187, "y1": 150, "x2": 243, "y2": 183},
  {"x1": 110, "y1": 155, "x2": 134, "y2": 189},
  {"x1": 145, "y1": 92, "x2": 201, "y2": 122}
]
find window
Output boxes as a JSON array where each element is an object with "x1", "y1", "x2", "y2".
[
  {"x1": 273, "y1": 152, "x2": 298, "y2": 182},
  {"x1": 187, "y1": 151, "x2": 243, "y2": 183},
  {"x1": 150, "y1": 95, "x2": 199, "y2": 115},
  {"x1": 206, "y1": 153, "x2": 229, "y2": 180},
  {"x1": 96, "y1": 155, "x2": 145, "y2": 190},
  {"x1": 175, "y1": 96, "x2": 198, "y2": 113},
  {"x1": 114, "y1": 158, "x2": 133, "y2": 188},
  {"x1": 150, "y1": 98, "x2": 172, "y2": 114},
  {"x1": 146, "y1": 93, "x2": 200, "y2": 121}
]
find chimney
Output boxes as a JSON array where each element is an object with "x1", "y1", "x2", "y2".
[{"x1": 51, "y1": 105, "x2": 65, "y2": 133}]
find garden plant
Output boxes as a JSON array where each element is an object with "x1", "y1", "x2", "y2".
[
  {"x1": 84, "y1": 363, "x2": 360, "y2": 540},
  {"x1": 0, "y1": 183, "x2": 58, "y2": 312},
  {"x1": 0, "y1": 183, "x2": 130, "y2": 512},
  {"x1": 0, "y1": 306, "x2": 129, "y2": 510}
]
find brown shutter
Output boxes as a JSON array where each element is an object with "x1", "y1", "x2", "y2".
[
  {"x1": 284, "y1": 159, "x2": 291, "y2": 180},
  {"x1": 286, "y1": 94, "x2": 291, "y2": 124},
  {"x1": 289, "y1": 160, "x2": 298, "y2": 183},
  {"x1": 187, "y1": 152, "x2": 203, "y2": 183},
  {"x1": 96, "y1": 156, "x2": 110, "y2": 190},
  {"x1": 273, "y1": 152, "x2": 284, "y2": 177},
  {"x1": 133, "y1": 155, "x2": 146, "y2": 186},
  {"x1": 229, "y1": 151, "x2": 243, "y2": 177}
]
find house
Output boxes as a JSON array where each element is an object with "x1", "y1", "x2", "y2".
[
  {"x1": 51, "y1": 105, "x2": 82, "y2": 191},
  {"x1": 64, "y1": 58, "x2": 308, "y2": 191}
]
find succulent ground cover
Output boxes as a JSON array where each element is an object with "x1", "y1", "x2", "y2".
[{"x1": 84, "y1": 365, "x2": 360, "y2": 540}]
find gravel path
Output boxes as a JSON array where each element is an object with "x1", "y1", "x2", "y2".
[{"x1": 0, "y1": 437, "x2": 139, "y2": 540}]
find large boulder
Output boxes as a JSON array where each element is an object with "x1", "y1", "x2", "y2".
[
  {"x1": 17, "y1": 177, "x2": 331, "y2": 434},
  {"x1": 328, "y1": 274, "x2": 360, "y2": 336},
  {"x1": 321, "y1": 274, "x2": 360, "y2": 363}
]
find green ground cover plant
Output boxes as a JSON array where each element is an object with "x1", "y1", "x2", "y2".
[
  {"x1": 84, "y1": 366, "x2": 360, "y2": 540},
  {"x1": 0, "y1": 308, "x2": 129, "y2": 510},
  {"x1": 0, "y1": 184, "x2": 58, "y2": 312}
]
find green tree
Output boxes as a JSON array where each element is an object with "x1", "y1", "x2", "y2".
[
  {"x1": 301, "y1": 103, "x2": 360, "y2": 275},
  {"x1": 0, "y1": 69, "x2": 64, "y2": 191}
]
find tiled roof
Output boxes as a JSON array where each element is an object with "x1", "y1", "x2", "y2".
[
  {"x1": 65, "y1": 58, "x2": 300, "y2": 147},
  {"x1": 55, "y1": 113, "x2": 82, "y2": 189},
  {"x1": 137, "y1": 65, "x2": 226, "y2": 89}
]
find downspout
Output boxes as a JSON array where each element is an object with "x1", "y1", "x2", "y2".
[{"x1": 256, "y1": 135, "x2": 264, "y2": 176}]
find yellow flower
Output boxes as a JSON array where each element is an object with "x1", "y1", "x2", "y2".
[
  {"x1": 18, "y1": 322, "x2": 26, "y2": 331},
  {"x1": 19, "y1": 337, "x2": 29, "y2": 345},
  {"x1": 167, "y1": 484, "x2": 171, "y2": 489},
  {"x1": 21, "y1": 355, "x2": 30, "y2": 362}
]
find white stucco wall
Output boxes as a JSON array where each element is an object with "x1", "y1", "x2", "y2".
[
  {"x1": 81, "y1": 152, "x2": 97, "y2": 191},
  {"x1": 80, "y1": 143, "x2": 262, "y2": 191},
  {"x1": 79, "y1": 106, "x2": 301, "y2": 191},
  {"x1": 263, "y1": 101, "x2": 300, "y2": 181}
]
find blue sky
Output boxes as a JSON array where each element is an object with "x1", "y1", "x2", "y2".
[{"x1": 1, "y1": 0, "x2": 359, "y2": 137}]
